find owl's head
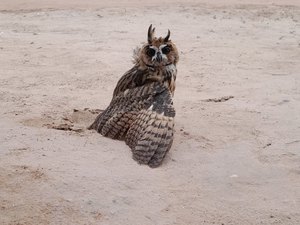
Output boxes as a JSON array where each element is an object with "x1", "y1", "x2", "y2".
[{"x1": 138, "y1": 25, "x2": 179, "y2": 68}]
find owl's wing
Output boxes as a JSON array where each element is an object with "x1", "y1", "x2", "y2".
[
  {"x1": 89, "y1": 82, "x2": 175, "y2": 168},
  {"x1": 125, "y1": 85, "x2": 175, "y2": 168}
]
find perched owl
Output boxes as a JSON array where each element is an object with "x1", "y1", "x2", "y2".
[{"x1": 89, "y1": 25, "x2": 179, "y2": 168}]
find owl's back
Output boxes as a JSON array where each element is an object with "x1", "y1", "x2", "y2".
[{"x1": 89, "y1": 75, "x2": 175, "y2": 167}]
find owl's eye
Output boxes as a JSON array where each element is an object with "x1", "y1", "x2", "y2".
[
  {"x1": 162, "y1": 46, "x2": 171, "y2": 54},
  {"x1": 146, "y1": 48, "x2": 156, "y2": 57}
]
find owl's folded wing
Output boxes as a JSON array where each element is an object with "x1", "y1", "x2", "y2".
[
  {"x1": 125, "y1": 87, "x2": 175, "y2": 167},
  {"x1": 89, "y1": 82, "x2": 175, "y2": 168}
]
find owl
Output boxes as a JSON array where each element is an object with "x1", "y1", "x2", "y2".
[{"x1": 89, "y1": 25, "x2": 179, "y2": 168}]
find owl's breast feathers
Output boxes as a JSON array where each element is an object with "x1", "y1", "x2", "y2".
[{"x1": 89, "y1": 63, "x2": 177, "y2": 167}]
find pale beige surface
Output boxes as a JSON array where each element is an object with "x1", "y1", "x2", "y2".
[
  {"x1": 1, "y1": 0, "x2": 300, "y2": 11},
  {"x1": 0, "y1": 1, "x2": 300, "y2": 225}
]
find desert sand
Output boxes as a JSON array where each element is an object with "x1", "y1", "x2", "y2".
[{"x1": 0, "y1": 0, "x2": 300, "y2": 224}]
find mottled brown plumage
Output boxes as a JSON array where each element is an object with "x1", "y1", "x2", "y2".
[{"x1": 89, "y1": 25, "x2": 179, "y2": 168}]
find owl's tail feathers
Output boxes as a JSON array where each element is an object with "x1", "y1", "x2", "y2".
[
  {"x1": 125, "y1": 109, "x2": 174, "y2": 168},
  {"x1": 88, "y1": 109, "x2": 109, "y2": 132},
  {"x1": 88, "y1": 108, "x2": 135, "y2": 140}
]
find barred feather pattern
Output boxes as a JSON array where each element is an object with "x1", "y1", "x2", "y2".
[{"x1": 89, "y1": 62, "x2": 177, "y2": 168}]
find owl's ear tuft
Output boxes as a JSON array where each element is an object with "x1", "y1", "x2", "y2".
[
  {"x1": 148, "y1": 24, "x2": 155, "y2": 44},
  {"x1": 164, "y1": 29, "x2": 171, "y2": 42}
]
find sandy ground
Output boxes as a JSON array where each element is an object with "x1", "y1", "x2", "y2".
[{"x1": 0, "y1": 1, "x2": 300, "y2": 224}]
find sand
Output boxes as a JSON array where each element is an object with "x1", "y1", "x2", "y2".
[{"x1": 0, "y1": 0, "x2": 300, "y2": 224}]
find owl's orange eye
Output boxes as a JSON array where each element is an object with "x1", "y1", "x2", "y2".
[
  {"x1": 146, "y1": 48, "x2": 156, "y2": 57},
  {"x1": 162, "y1": 46, "x2": 170, "y2": 54}
]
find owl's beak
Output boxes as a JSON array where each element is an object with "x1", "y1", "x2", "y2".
[{"x1": 156, "y1": 52, "x2": 162, "y2": 63}]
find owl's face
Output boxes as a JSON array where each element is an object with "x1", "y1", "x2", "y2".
[{"x1": 140, "y1": 25, "x2": 179, "y2": 68}]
